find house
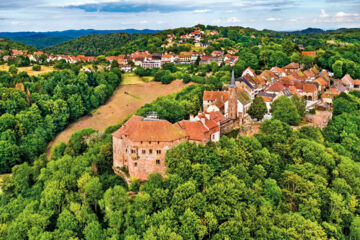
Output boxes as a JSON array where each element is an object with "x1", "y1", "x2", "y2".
[
  {"x1": 141, "y1": 60, "x2": 161, "y2": 69},
  {"x1": 178, "y1": 112, "x2": 220, "y2": 144},
  {"x1": 210, "y1": 30, "x2": 219, "y2": 35},
  {"x1": 161, "y1": 54, "x2": 175, "y2": 64},
  {"x1": 112, "y1": 114, "x2": 189, "y2": 180},
  {"x1": 237, "y1": 90, "x2": 252, "y2": 118},
  {"x1": 322, "y1": 88, "x2": 340, "y2": 106},
  {"x1": 211, "y1": 50, "x2": 224, "y2": 58},
  {"x1": 242, "y1": 67, "x2": 256, "y2": 78},
  {"x1": 200, "y1": 56, "x2": 213, "y2": 65},
  {"x1": 314, "y1": 77, "x2": 329, "y2": 92},
  {"x1": 283, "y1": 62, "x2": 301, "y2": 74},
  {"x1": 270, "y1": 66, "x2": 286, "y2": 78},
  {"x1": 342, "y1": 74, "x2": 354, "y2": 90},
  {"x1": 353, "y1": 80, "x2": 360, "y2": 90},
  {"x1": 203, "y1": 91, "x2": 229, "y2": 114},
  {"x1": 302, "y1": 83, "x2": 318, "y2": 101},
  {"x1": 266, "y1": 81, "x2": 286, "y2": 95},
  {"x1": 302, "y1": 51, "x2": 317, "y2": 57}
]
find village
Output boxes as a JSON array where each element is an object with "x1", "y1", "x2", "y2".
[{"x1": 112, "y1": 61, "x2": 360, "y2": 181}]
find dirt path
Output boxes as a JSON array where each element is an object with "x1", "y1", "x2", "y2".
[{"x1": 47, "y1": 80, "x2": 190, "y2": 156}]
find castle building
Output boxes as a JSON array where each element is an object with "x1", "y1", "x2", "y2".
[{"x1": 112, "y1": 114, "x2": 188, "y2": 180}]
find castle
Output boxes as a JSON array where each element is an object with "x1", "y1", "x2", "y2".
[{"x1": 112, "y1": 71, "x2": 250, "y2": 180}]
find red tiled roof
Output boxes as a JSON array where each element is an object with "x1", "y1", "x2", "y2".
[
  {"x1": 303, "y1": 83, "x2": 317, "y2": 93},
  {"x1": 113, "y1": 115, "x2": 187, "y2": 142},
  {"x1": 302, "y1": 51, "x2": 317, "y2": 57},
  {"x1": 208, "y1": 111, "x2": 228, "y2": 123},
  {"x1": 267, "y1": 81, "x2": 285, "y2": 92},
  {"x1": 315, "y1": 77, "x2": 328, "y2": 86},
  {"x1": 177, "y1": 120, "x2": 208, "y2": 142}
]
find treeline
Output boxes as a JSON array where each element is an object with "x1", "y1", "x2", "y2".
[
  {"x1": 0, "y1": 39, "x2": 37, "y2": 54},
  {"x1": 0, "y1": 67, "x2": 122, "y2": 172},
  {"x1": 1, "y1": 90, "x2": 360, "y2": 239}
]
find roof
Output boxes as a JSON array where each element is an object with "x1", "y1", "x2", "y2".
[
  {"x1": 302, "y1": 51, "x2": 317, "y2": 57},
  {"x1": 315, "y1": 77, "x2": 328, "y2": 86},
  {"x1": 303, "y1": 83, "x2": 317, "y2": 93},
  {"x1": 257, "y1": 92, "x2": 277, "y2": 99},
  {"x1": 238, "y1": 77, "x2": 255, "y2": 89},
  {"x1": 342, "y1": 74, "x2": 354, "y2": 84},
  {"x1": 284, "y1": 62, "x2": 300, "y2": 69},
  {"x1": 177, "y1": 120, "x2": 209, "y2": 142},
  {"x1": 267, "y1": 81, "x2": 285, "y2": 92},
  {"x1": 113, "y1": 115, "x2": 187, "y2": 142},
  {"x1": 238, "y1": 91, "x2": 252, "y2": 105},
  {"x1": 282, "y1": 88, "x2": 292, "y2": 96},
  {"x1": 208, "y1": 111, "x2": 228, "y2": 123},
  {"x1": 353, "y1": 80, "x2": 360, "y2": 85}
]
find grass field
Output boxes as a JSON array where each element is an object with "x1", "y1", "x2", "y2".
[
  {"x1": 0, "y1": 64, "x2": 55, "y2": 76},
  {"x1": 47, "y1": 79, "x2": 191, "y2": 156},
  {"x1": 121, "y1": 72, "x2": 154, "y2": 85}
]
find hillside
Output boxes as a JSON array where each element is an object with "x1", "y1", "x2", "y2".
[
  {"x1": 0, "y1": 29, "x2": 159, "y2": 49},
  {"x1": 0, "y1": 38, "x2": 37, "y2": 52}
]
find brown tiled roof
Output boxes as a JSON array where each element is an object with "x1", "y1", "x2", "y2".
[
  {"x1": 354, "y1": 80, "x2": 360, "y2": 86},
  {"x1": 284, "y1": 62, "x2": 300, "y2": 69},
  {"x1": 294, "y1": 80, "x2": 304, "y2": 90},
  {"x1": 177, "y1": 120, "x2": 208, "y2": 142},
  {"x1": 203, "y1": 91, "x2": 229, "y2": 102},
  {"x1": 208, "y1": 111, "x2": 228, "y2": 123},
  {"x1": 315, "y1": 77, "x2": 328, "y2": 86},
  {"x1": 113, "y1": 116, "x2": 187, "y2": 142},
  {"x1": 303, "y1": 83, "x2": 317, "y2": 93},
  {"x1": 267, "y1": 81, "x2": 285, "y2": 92}
]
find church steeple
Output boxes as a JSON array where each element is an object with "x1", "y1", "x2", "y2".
[
  {"x1": 228, "y1": 70, "x2": 238, "y2": 120},
  {"x1": 229, "y1": 70, "x2": 237, "y2": 88}
]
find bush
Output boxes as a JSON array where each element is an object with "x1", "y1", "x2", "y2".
[
  {"x1": 309, "y1": 108, "x2": 316, "y2": 114},
  {"x1": 32, "y1": 64, "x2": 41, "y2": 71}
]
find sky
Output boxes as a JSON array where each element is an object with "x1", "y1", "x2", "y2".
[{"x1": 0, "y1": 0, "x2": 360, "y2": 32}]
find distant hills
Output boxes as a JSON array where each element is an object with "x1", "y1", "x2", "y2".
[
  {"x1": 0, "y1": 29, "x2": 159, "y2": 49},
  {"x1": 284, "y1": 28, "x2": 334, "y2": 34}
]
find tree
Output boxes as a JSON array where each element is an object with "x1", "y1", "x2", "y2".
[
  {"x1": 8, "y1": 65, "x2": 18, "y2": 76},
  {"x1": 271, "y1": 95, "x2": 301, "y2": 125},
  {"x1": 32, "y1": 64, "x2": 41, "y2": 71},
  {"x1": 248, "y1": 97, "x2": 268, "y2": 120},
  {"x1": 291, "y1": 94, "x2": 306, "y2": 118},
  {"x1": 332, "y1": 60, "x2": 343, "y2": 78}
]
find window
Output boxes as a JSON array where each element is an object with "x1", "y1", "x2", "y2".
[
  {"x1": 125, "y1": 148, "x2": 128, "y2": 153},
  {"x1": 131, "y1": 149, "x2": 136, "y2": 154},
  {"x1": 149, "y1": 141, "x2": 151, "y2": 144},
  {"x1": 142, "y1": 150, "x2": 146, "y2": 154},
  {"x1": 156, "y1": 160, "x2": 160, "y2": 165},
  {"x1": 157, "y1": 141, "x2": 160, "y2": 144},
  {"x1": 156, "y1": 150, "x2": 161, "y2": 155},
  {"x1": 149, "y1": 149, "x2": 153, "y2": 154},
  {"x1": 134, "y1": 162, "x2": 138, "y2": 167}
]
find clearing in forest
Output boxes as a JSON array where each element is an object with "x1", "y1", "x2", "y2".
[
  {"x1": 0, "y1": 64, "x2": 55, "y2": 76},
  {"x1": 47, "y1": 78, "x2": 190, "y2": 156}
]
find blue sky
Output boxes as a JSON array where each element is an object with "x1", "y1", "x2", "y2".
[{"x1": 0, "y1": 0, "x2": 360, "y2": 32}]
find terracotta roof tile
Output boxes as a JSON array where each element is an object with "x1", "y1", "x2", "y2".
[{"x1": 113, "y1": 116, "x2": 187, "y2": 142}]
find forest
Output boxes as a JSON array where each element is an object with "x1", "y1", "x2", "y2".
[
  {"x1": 0, "y1": 67, "x2": 122, "y2": 173},
  {"x1": 0, "y1": 89, "x2": 359, "y2": 239}
]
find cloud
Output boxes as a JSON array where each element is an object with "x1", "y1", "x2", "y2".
[
  {"x1": 314, "y1": 9, "x2": 360, "y2": 23},
  {"x1": 140, "y1": 20, "x2": 148, "y2": 24},
  {"x1": 336, "y1": 11, "x2": 359, "y2": 17},
  {"x1": 227, "y1": 17, "x2": 241, "y2": 23},
  {"x1": 232, "y1": 0, "x2": 297, "y2": 11},
  {"x1": 193, "y1": 9, "x2": 210, "y2": 13},
  {"x1": 62, "y1": 1, "x2": 193, "y2": 13},
  {"x1": 320, "y1": 9, "x2": 329, "y2": 18},
  {"x1": 267, "y1": 17, "x2": 282, "y2": 21}
]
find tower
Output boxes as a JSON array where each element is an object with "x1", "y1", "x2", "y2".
[{"x1": 228, "y1": 70, "x2": 238, "y2": 120}]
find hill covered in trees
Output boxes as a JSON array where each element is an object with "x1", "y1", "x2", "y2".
[
  {"x1": 1, "y1": 90, "x2": 360, "y2": 239},
  {"x1": 0, "y1": 38, "x2": 37, "y2": 53},
  {"x1": 0, "y1": 29, "x2": 159, "y2": 49}
]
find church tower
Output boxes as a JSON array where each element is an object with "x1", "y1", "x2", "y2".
[{"x1": 228, "y1": 70, "x2": 238, "y2": 120}]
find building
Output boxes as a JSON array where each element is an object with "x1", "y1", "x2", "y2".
[
  {"x1": 283, "y1": 62, "x2": 301, "y2": 74},
  {"x1": 112, "y1": 114, "x2": 188, "y2": 181},
  {"x1": 302, "y1": 83, "x2": 318, "y2": 101}
]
